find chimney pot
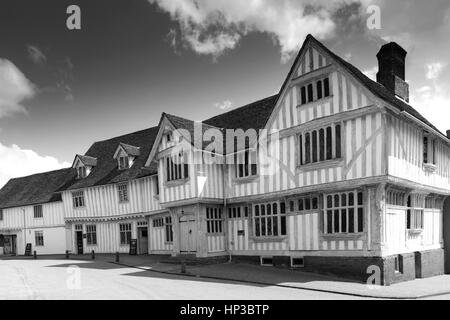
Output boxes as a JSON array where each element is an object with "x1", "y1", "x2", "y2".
[{"x1": 376, "y1": 42, "x2": 409, "y2": 102}]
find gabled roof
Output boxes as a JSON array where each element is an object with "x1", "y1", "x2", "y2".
[
  {"x1": 114, "y1": 143, "x2": 141, "y2": 158},
  {"x1": 61, "y1": 126, "x2": 160, "y2": 191},
  {"x1": 0, "y1": 168, "x2": 77, "y2": 210},
  {"x1": 304, "y1": 34, "x2": 445, "y2": 138},
  {"x1": 73, "y1": 154, "x2": 97, "y2": 167},
  {"x1": 204, "y1": 95, "x2": 279, "y2": 131}
]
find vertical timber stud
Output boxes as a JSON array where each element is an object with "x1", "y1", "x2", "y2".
[{"x1": 375, "y1": 183, "x2": 387, "y2": 254}]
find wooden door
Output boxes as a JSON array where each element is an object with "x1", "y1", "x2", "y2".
[{"x1": 179, "y1": 215, "x2": 197, "y2": 253}]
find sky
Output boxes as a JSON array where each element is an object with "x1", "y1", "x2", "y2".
[{"x1": 0, "y1": 0, "x2": 450, "y2": 187}]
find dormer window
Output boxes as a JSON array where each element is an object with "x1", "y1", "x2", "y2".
[
  {"x1": 118, "y1": 156, "x2": 130, "y2": 170},
  {"x1": 113, "y1": 143, "x2": 139, "y2": 171},
  {"x1": 77, "y1": 166, "x2": 87, "y2": 179},
  {"x1": 72, "y1": 155, "x2": 96, "y2": 179}
]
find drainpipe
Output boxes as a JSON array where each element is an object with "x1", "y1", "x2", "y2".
[{"x1": 22, "y1": 208, "x2": 26, "y2": 254}]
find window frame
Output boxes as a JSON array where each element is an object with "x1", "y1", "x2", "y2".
[
  {"x1": 119, "y1": 223, "x2": 132, "y2": 245},
  {"x1": 117, "y1": 183, "x2": 129, "y2": 203},
  {"x1": 77, "y1": 166, "x2": 87, "y2": 179},
  {"x1": 252, "y1": 201, "x2": 287, "y2": 239},
  {"x1": 33, "y1": 205, "x2": 43, "y2": 219},
  {"x1": 206, "y1": 207, "x2": 224, "y2": 234},
  {"x1": 165, "y1": 151, "x2": 189, "y2": 182},
  {"x1": 323, "y1": 190, "x2": 364, "y2": 235},
  {"x1": 72, "y1": 191, "x2": 85, "y2": 208},
  {"x1": 35, "y1": 231, "x2": 44, "y2": 247},
  {"x1": 406, "y1": 194, "x2": 425, "y2": 231},
  {"x1": 118, "y1": 156, "x2": 130, "y2": 170},
  {"x1": 235, "y1": 149, "x2": 258, "y2": 180},
  {"x1": 298, "y1": 122, "x2": 343, "y2": 167},
  {"x1": 86, "y1": 224, "x2": 97, "y2": 245},
  {"x1": 299, "y1": 76, "x2": 331, "y2": 106}
]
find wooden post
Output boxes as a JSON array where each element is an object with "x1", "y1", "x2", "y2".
[
  {"x1": 65, "y1": 250, "x2": 69, "y2": 259},
  {"x1": 115, "y1": 252, "x2": 119, "y2": 262},
  {"x1": 33, "y1": 251, "x2": 37, "y2": 259},
  {"x1": 91, "y1": 250, "x2": 95, "y2": 260}
]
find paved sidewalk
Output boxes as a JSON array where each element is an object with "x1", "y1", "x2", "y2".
[{"x1": 3, "y1": 253, "x2": 450, "y2": 299}]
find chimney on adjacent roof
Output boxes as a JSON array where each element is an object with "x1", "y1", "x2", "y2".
[
  {"x1": 376, "y1": 42, "x2": 409, "y2": 102},
  {"x1": 447, "y1": 130, "x2": 450, "y2": 139}
]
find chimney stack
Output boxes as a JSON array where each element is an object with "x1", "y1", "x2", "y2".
[
  {"x1": 447, "y1": 130, "x2": 450, "y2": 139},
  {"x1": 376, "y1": 42, "x2": 409, "y2": 102}
]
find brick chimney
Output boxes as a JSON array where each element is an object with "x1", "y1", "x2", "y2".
[
  {"x1": 376, "y1": 42, "x2": 409, "y2": 102},
  {"x1": 447, "y1": 130, "x2": 450, "y2": 139}
]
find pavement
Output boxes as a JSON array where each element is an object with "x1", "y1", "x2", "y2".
[{"x1": 2, "y1": 253, "x2": 450, "y2": 299}]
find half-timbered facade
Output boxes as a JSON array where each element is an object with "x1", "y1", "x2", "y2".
[{"x1": 0, "y1": 35, "x2": 448, "y2": 285}]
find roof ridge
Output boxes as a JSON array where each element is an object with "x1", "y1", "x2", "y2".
[{"x1": 91, "y1": 125, "x2": 159, "y2": 146}]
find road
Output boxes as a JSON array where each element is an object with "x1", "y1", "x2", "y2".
[{"x1": 0, "y1": 258, "x2": 367, "y2": 300}]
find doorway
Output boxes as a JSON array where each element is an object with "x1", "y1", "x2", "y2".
[
  {"x1": 76, "y1": 231, "x2": 83, "y2": 255},
  {"x1": 137, "y1": 227, "x2": 148, "y2": 254},
  {"x1": 3, "y1": 235, "x2": 16, "y2": 255},
  {"x1": 179, "y1": 214, "x2": 197, "y2": 253}
]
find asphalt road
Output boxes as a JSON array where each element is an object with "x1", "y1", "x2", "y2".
[{"x1": 0, "y1": 258, "x2": 367, "y2": 300}]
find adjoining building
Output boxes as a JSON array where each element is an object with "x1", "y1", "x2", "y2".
[
  {"x1": 0, "y1": 35, "x2": 449, "y2": 285},
  {"x1": 0, "y1": 168, "x2": 76, "y2": 255}
]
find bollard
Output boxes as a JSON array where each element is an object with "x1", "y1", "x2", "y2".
[
  {"x1": 91, "y1": 250, "x2": 95, "y2": 260},
  {"x1": 115, "y1": 252, "x2": 120, "y2": 262},
  {"x1": 65, "y1": 250, "x2": 69, "y2": 259},
  {"x1": 181, "y1": 261, "x2": 186, "y2": 274},
  {"x1": 33, "y1": 251, "x2": 37, "y2": 259}
]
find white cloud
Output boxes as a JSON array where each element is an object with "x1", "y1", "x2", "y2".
[
  {"x1": 0, "y1": 58, "x2": 35, "y2": 118},
  {"x1": 149, "y1": 0, "x2": 372, "y2": 62},
  {"x1": 0, "y1": 143, "x2": 71, "y2": 188},
  {"x1": 426, "y1": 62, "x2": 445, "y2": 80},
  {"x1": 26, "y1": 45, "x2": 47, "y2": 65},
  {"x1": 214, "y1": 100, "x2": 233, "y2": 110}
]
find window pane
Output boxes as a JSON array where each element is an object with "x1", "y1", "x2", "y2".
[
  {"x1": 280, "y1": 216, "x2": 286, "y2": 235},
  {"x1": 312, "y1": 131, "x2": 318, "y2": 163},
  {"x1": 267, "y1": 204, "x2": 271, "y2": 216},
  {"x1": 305, "y1": 198, "x2": 311, "y2": 210},
  {"x1": 319, "y1": 129, "x2": 325, "y2": 161},
  {"x1": 334, "y1": 195, "x2": 340, "y2": 207},
  {"x1": 299, "y1": 135, "x2": 303, "y2": 165},
  {"x1": 327, "y1": 210, "x2": 333, "y2": 234},
  {"x1": 327, "y1": 195, "x2": 333, "y2": 208},
  {"x1": 358, "y1": 208, "x2": 364, "y2": 232},
  {"x1": 308, "y1": 84, "x2": 313, "y2": 102},
  {"x1": 348, "y1": 208, "x2": 355, "y2": 233},
  {"x1": 255, "y1": 218, "x2": 260, "y2": 236},
  {"x1": 305, "y1": 133, "x2": 311, "y2": 164},
  {"x1": 349, "y1": 192, "x2": 354, "y2": 206},
  {"x1": 326, "y1": 127, "x2": 333, "y2": 160},
  {"x1": 341, "y1": 209, "x2": 347, "y2": 233},
  {"x1": 358, "y1": 192, "x2": 363, "y2": 206},
  {"x1": 334, "y1": 210, "x2": 340, "y2": 233},
  {"x1": 324, "y1": 78, "x2": 330, "y2": 97},
  {"x1": 254, "y1": 205, "x2": 259, "y2": 216},
  {"x1": 335, "y1": 125, "x2": 341, "y2": 158},
  {"x1": 298, "y1": 199, "x2": 304, "y2": 211},
  {"x1": 312, "y1": 197, "x2": 318, "y2": 209},
  {"x1": 301, "y1": 86, "x2": 306, "y2": 104},
  {"x1": 341, "y1": 193, "x2": 347, "y2": 206},
  {"x1": 317, "y1": 80, "x2": 323, "y2": 99}
]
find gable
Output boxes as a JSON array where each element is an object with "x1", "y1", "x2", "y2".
[{"x1": 266, "y1": 36, "x2": 376, "y2": 132}]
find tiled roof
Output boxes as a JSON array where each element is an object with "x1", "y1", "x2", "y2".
[
  {"x1": 0, "y1": 168, "x2": 77, "y2": 210},
  {"x1": 204, "y1": 95, "x2": 279, "y2": 130},
  {"x1": 118, "y1": 143, "x2": 141, "y2": 157},
  {"x1": 75, "y1": 155, "x2": 98, "y2": 167},
  {"x1": 60, "y1": 126, "x2": 160, "y2": 191}
]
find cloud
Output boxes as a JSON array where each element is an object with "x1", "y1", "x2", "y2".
[
  {"x1": 0, "y1": 58, "x2": 36, "y2": 118},
  {"x1": 149, "y1": 0, "x2": 372, "y2": 62},
  {"x1": 26, "y1": 45, "x2": 47, "y2": 65},
  {"x1": 0, "y1": 143, "x2": 71, "y2": 188},
  {"x1": 426, "y1": 62, "x2": 445, "y2": 80},
  {"x1": 214, "y1": 100, "x2": 233, "y2": 110}
]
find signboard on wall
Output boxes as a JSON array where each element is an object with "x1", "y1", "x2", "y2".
[
  {"x1": 129, "y1": 239, "x2": 137, "y2": 255},
  {"x1": 25, "y1": 243, "x2": 32, "y2": 256}
]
